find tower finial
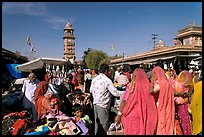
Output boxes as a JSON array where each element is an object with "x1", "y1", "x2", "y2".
[
  {"x1": 68, "y1": 20, "x2": 71, "y2": 24},
  {"x1": 188, "y1": 20, "x2": 193, "y2": 26}
]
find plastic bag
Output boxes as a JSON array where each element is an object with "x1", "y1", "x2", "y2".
[{"x1": 107, "y1": 123, "x2": 123, "y2": 135}]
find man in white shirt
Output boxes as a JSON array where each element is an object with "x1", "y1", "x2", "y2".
[
  {"x1": 84, "y1": 70, "x2": 92, "y2": 81},
  {"x1": 21, "y1": 73, "x2": 40, "y2": 121},
  {"x1": 115, "y1": 70, "x2": 129, "y2": 89},
  {"x1": 114, "y1": 67, "x2": 121, "y2": 82},
  {"x1": 90, "y1": 64, "x2": 123, "y2": 135}
]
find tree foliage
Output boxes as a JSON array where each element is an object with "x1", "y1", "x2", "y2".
[
  {"x1": 85, "y1": 50, "x2": 110, "y2": 70},
  {"x1": 81, "y1": 48, "x2": 93, "y2": 68}
]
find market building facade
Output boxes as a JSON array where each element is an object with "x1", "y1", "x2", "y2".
[{"x1": 109, "y1": 24, "x2": 202, "y2": 73}]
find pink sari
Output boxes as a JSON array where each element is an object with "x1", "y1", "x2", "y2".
[
  {"x1": 151, "y1": 66, "x2": 175, "y2": 135},
  {"x1": 173, "y1": 70, "x2": 193, "y2": 135},
  {"x1": 122, "y1": 68, "x2": 157, "y2": 135}
]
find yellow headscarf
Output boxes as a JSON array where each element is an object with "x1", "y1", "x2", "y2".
[{"x1": 190, "y1": 81, "x2": 202, "y2": 135}]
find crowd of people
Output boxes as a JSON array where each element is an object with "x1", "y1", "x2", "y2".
[
  {"x1": 113, "y1": 65, "x2": 202, "y2": 135},
  {"x1": 2, "y1": 63, "x2": 202, "y2": 135}
]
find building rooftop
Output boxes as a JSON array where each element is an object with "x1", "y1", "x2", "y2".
[{"x1": 177, "y1": 24, "x2": 202, "y2": 38}]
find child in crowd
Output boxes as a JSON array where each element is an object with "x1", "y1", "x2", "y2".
[
  {"x1": 67, "y1": 88, "x2": 92, "y2": 111},
  {"x1": 71, "y1": 104, "x2": 92, "y2": 135}
]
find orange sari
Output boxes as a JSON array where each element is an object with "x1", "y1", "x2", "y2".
[
  {"x1": 34, "y1": 81, "x2": 48, "y2": 110},
  {"x1": 37, "y1": 92, "x2": 54, "y2": 119}
]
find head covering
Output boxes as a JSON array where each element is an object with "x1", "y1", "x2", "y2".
[
  {"x1": 177, "y1": 70, "x2": 193, "y2": 86},
  {"x1": 45, "y1": 72, "x2": 53, "y2": 82},
  {"x1": 45, "y1": 73, "x2": 49, "y2": 82},
  {"x1": 151, "y1": 66, "x2": 175, "y2": 135},
  {"x1": 174, "y1": 70, "x2": 193, "y2": 93},
  {"x1": 34, "y1": 81, "x2": 48, "y2": 105},
  {"x1": 122, "y1": 68, "x2": 157, "y2": 135}
]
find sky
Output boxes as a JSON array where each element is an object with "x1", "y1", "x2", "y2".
[{"x1": 2, "y1": 2, "x2": 202, "y2": 61}]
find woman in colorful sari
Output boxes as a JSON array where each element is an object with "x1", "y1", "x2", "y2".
[
  {"x1": 34, "y1": 72, "x2": 53, "y2": 119},
  {"x1": 37, "y1": 91, "x2": 57, "y2": 119},
  {"x1": 34, "y1": 73, "x2": 50, "y2": 113},
  {"x1": 115, "y1": 68, "x2": 158, "y2": 135},
  {"x1": 149, "y1": 66, "x2": 175, "y2": 135},
  {"x1": 190, "y1": 80, "x2": 202, "y2": 135},
  {"x1": 173, "y1": 70, "x2": 193, "y2": 135},
  {"x1": 34, "y1": 82, "x2": 48, "y2": 108}
]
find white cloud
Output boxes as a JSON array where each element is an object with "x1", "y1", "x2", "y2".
[
  {"x1": 2, "y1": 2, "x2": 47, "y2": 16},
  {"x1": 44, "y1": 16, "x2": 76, "y2": 30},
  {"x1": 2, "y1": 2, "x2": 76, "y2": 30},
  {"x1": 44, "y1": 16, "x2": 68, "y2": 30}
]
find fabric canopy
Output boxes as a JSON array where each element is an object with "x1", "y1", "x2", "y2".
[
  {"x1": 6, "y1": 64, "x2": 22, "y2": 78},
  {"x1": 15, "y1": 57, "x2": 68, "y2": 72}
]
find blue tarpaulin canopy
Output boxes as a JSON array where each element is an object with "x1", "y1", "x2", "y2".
[{"x1": 6, "y1": 64, "x2": 22, "y2": 78}]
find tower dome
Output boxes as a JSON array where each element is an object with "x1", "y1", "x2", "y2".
[{"x1": 64, "y1": 21, "x2": 74, "y2": 30}]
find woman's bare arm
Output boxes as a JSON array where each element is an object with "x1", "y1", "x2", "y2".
[{"x1": 114, "y1": 97, "x2": 126, "y2": 124}]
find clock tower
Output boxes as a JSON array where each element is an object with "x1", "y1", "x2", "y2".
[{"x1": 63, "y1": 21, "x2": 75, "y2": 63}]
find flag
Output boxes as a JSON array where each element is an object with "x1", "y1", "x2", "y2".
[
  {"x1": 111, "y1": 43, "x2": 115, "y2": 50},
  {"x1": 31, "y1": 46, "x2": 36, "y2": 53},
  {"x1": 26, "y1": 35, "x2": 31, "y2": 46}
]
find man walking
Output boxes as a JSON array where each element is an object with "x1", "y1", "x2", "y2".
[{"x1": 90, "y1": 63, "x2": 123, "y2": 135}]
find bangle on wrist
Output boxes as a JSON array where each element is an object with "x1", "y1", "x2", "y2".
[{"x1": 117, "y1": 111, "x2": 122, "y2": 116}]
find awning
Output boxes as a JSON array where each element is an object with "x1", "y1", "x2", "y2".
[
  {"x1": 127, "y1": 58, "x2": 158, "y2": 65},
  {"x1": 110, "y1": 54, "x2": 200, "y2": 66},
  {"x1": 16, "y1": 57, "x2": 68, "y2": 72},
  {"x1": 160, "y1": 55, "x2": 176, "y2": 60},
  {"x1": 176, "y1": 54, "x2": 201, "y2": 58},
  {"x1": 193, "y1": 56, "x2": 202, "y2": 61},
  {"x1": 6, "y1": 64, "x2": 22, "y2": 78}
]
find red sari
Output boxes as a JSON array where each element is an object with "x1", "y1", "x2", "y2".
[
  {"x1": 151, "y1": 66, "x2": 175, "y2": 135},
  {"x1": 122, "y1": 68, "x2": 157, "y2": 135}
]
